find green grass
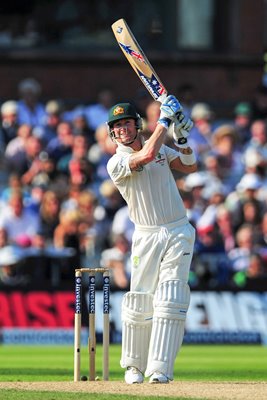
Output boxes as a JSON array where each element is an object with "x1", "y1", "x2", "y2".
[
  {"x1": 0, "y1": 344, "x2": 266, "y2": 382},
  {"x1": 0, "y1": 344, "x2": 266, "y2": 399}
]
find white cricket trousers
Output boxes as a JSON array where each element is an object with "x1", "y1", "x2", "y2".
[{"x1": 130, "y1": 218, "x2": 195, "y2": 292}]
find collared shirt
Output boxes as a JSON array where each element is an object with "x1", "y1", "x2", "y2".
[{"x1": 107, "y1": 142, "x2": 187, "y2": 226}]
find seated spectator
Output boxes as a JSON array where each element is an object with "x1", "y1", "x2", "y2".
[
  {"x1": 0, "y1": 100, "x2": 19, "y2": 149},
  {"x1": 30, "y1": 151, "x2": 57, "y2": 189},
  {"x1": 0, "y1": 189, "x2": 40, "y2": 247},
  {"x1": 193, "y1": 224, "x2": 228, "y2": 287},
  {"x1": 231, "y1": 253, "x2": 267, "y2": 288},
  {"x1": 211, "y1": 124, "x2": 244, "y2": 191},
  {"x1": 46, "y1": 121, "x2": 74, "y2": 164},
  {"x1": 20, "y1": 136, "x2": 43, "y2": 185},
  {"x1": 215, "y1": 205, "x2": 236, "y2": 253},
  {"x1": 34, "y1": 99, "x2": 63, "y2": 145},
  {"x1": 246, "y1": 253, "x2": 267, "y2": 278},
  {"x1": 0, "y1": 173, "x2": 28, "y2": 204},
  {"x1": 57, "y1": 135, "x2": 94, "y2": 188},
  {"x1": 0, "y1": 245, "x2": 27, "y2": 286},
  {"x1": 244, "y1": 119, "x2": 267, "y2": 172},
  {"x1": 76, "y1": 190, "x2": 108, "y2": 264},
  {"x1": 240, "y1": 199, "x2": 263, "y2": 230},
  {"x1": 243, "y1": 147, "x2": 265, "y2": 180},
  {"x1": 24, "y1": 182, "x2": 48, "y2": 215},
  {"x1": 54, "y1": 208, "x2": 80, "y2": 248},
  {"x1": 188, "y1": 102, "x2": 214, "y2": 164},
  {"x1": 5, "y1": 124, "x2": 32, "y2": 172},
  {"x1": 100, "y1": 233, "x2": 131, "y2": 289},
  {"x1": 87, "y1": 123, "x2": 117, "y2": 189},
  {"x1": 70, "y1": 107, "x2": 95, "y2": 142},
  {"x1": 183, "y1": 172, "x2": 208, "y2": 218},
  {"x1": 196, "y1": 183, "x2": 227, "y2": 234},
  {"x1": 54, "y1": 208, "x2": 82, "y2": 275},
  {"x1": 228, "y1": 224, "x2": 256, "y2": 272},
  {"x1": 226, "y1": 173, "x2": 266, "y2": 230},
  {"x1": 179, "y1": 190, "x2": 200, "y2": 227},
  {"x1": 60, "y1": 182, "x2": 82, "y2": 211},
  {"x1": 195, "y1": 224, "x2": 225, "y2": 255},
  {"x1": 202, "y1": 153, "x2": 231, "y2": 195},
  {"x1": 233, "y1": 102, "x2": 252, "y2": 145},
  {"x1": 17, "y1": 78, "x2": 46, "y2": 127},
  {"x1": 39, "y1": 190, "x2": 61, "y2": 243}
]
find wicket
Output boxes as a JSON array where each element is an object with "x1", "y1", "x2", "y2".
[{"x1": 74, "y1": 267, "x2": 110, "y2": 382}]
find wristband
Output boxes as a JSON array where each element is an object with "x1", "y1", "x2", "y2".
[
  {"x1": 174, "y1": 137, "x2": 188, "y2": 147},
  {"x1": 179, "y1": 151, "x2": 197, "y2": 166},
  {"x1": 158, "y1": 117, "x2": 172, "y2": 129}
]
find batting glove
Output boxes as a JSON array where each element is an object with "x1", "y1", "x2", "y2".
[
  {"x1": 172, "y1": 114, "x2": 194, "y2": 147},
  {"x1": 158, "y1": 95, "x2": 182, "y2": 129}
]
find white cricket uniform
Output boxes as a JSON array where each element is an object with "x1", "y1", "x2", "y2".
[{"x1": 107, "y1": 141, "x2": 195, "y2": 293}]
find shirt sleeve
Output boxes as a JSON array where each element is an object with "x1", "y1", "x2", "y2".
[
  {"x1": 163, "y1": 144, "x2": 180, "y2": 164},
  {"x1": 107, "y1": 154, "x2": 132, "y2": 184}
]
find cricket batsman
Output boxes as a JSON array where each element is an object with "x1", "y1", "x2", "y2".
[{"x1": 106, "y1": 95, "x2": 197, "y2": 383}]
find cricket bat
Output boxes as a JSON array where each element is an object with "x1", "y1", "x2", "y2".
[
  {"x1": 111, "y1": 18, "x2": 168, "y2": 102},
  {"x1": 111, "y1": 19, "x2": 188, "y2": 137}
]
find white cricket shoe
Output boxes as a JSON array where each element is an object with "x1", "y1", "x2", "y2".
[
  {"x1": 125, "y1": 367, "x2": 144, "y2": 384},
  {"x1": 149, "y1": 371, "x2": 169, "y2": 384}
]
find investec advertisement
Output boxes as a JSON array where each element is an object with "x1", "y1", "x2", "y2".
[{"x1": 0, "y1": 290, "x2": 266, "y2": 344}]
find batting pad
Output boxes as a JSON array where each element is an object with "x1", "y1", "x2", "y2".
[
  {"x1": 120, "y1": 291, "x2": 154, "y2": 373},
  {"x1": 145, "y1": 280, "x2": 190, "y2": 379}
]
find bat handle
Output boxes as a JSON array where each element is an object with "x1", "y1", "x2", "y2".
[{"x1": 157, "y1": 93, "x2": 167, "y2": 103}]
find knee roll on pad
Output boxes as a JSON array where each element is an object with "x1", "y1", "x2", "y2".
[
  {"x1": 121, "y1": 291, "x2": 154, "y2": 372},
  {"x1": 153, "y1": 279, "x2": 190, "y2": 320},
  {"x1": 122, "y1": 291, "x2": 154, "y2": 325}
]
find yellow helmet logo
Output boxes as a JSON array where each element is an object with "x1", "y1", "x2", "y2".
[{"x1": 113, "y1": 106, "x2": 125, "y2": 116}]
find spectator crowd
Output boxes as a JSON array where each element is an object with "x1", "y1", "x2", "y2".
[{"x1": 0, "y1": 77, "x2": 266, "y2": 290}]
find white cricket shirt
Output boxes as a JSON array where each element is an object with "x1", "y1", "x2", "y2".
[{"x1": 107, "y1": 142, "x2": 187, "y2": 226}]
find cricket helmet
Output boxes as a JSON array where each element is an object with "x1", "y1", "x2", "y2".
[{"x1": 107, "y1": 102, "x2": 142, "y2": 129}]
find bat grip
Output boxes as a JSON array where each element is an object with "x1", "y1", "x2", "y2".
[
  {"x1": 157, "y1": 94, "x2": 167, "y2": 103},
  {"x1": 172, "y1": 115, "x2": 190, "y2": 138}
]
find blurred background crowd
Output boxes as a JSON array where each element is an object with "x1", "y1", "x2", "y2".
[{"x1": 0, "y1": 76, "x2": 266, "y2": 290}]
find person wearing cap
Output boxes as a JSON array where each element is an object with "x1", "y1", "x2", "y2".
[
  {"x1": 106, "y1": 96, "x2": 197, "y2": 384},
  {"x1": 233, "y1": 102, "x2": 252, "y2": 144},
  {"x1": 187, "y1": 102, "x2": 214, "y2": 165},
  {"x1": 38, "y1": 100, "x2": 64, "y2": 146},
  {"x1": 0, "y1": 245, "x2": 27, "y2": 285},
  {"x1": 0, "y1": 100, "x2": 19, "y2": 148}
]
